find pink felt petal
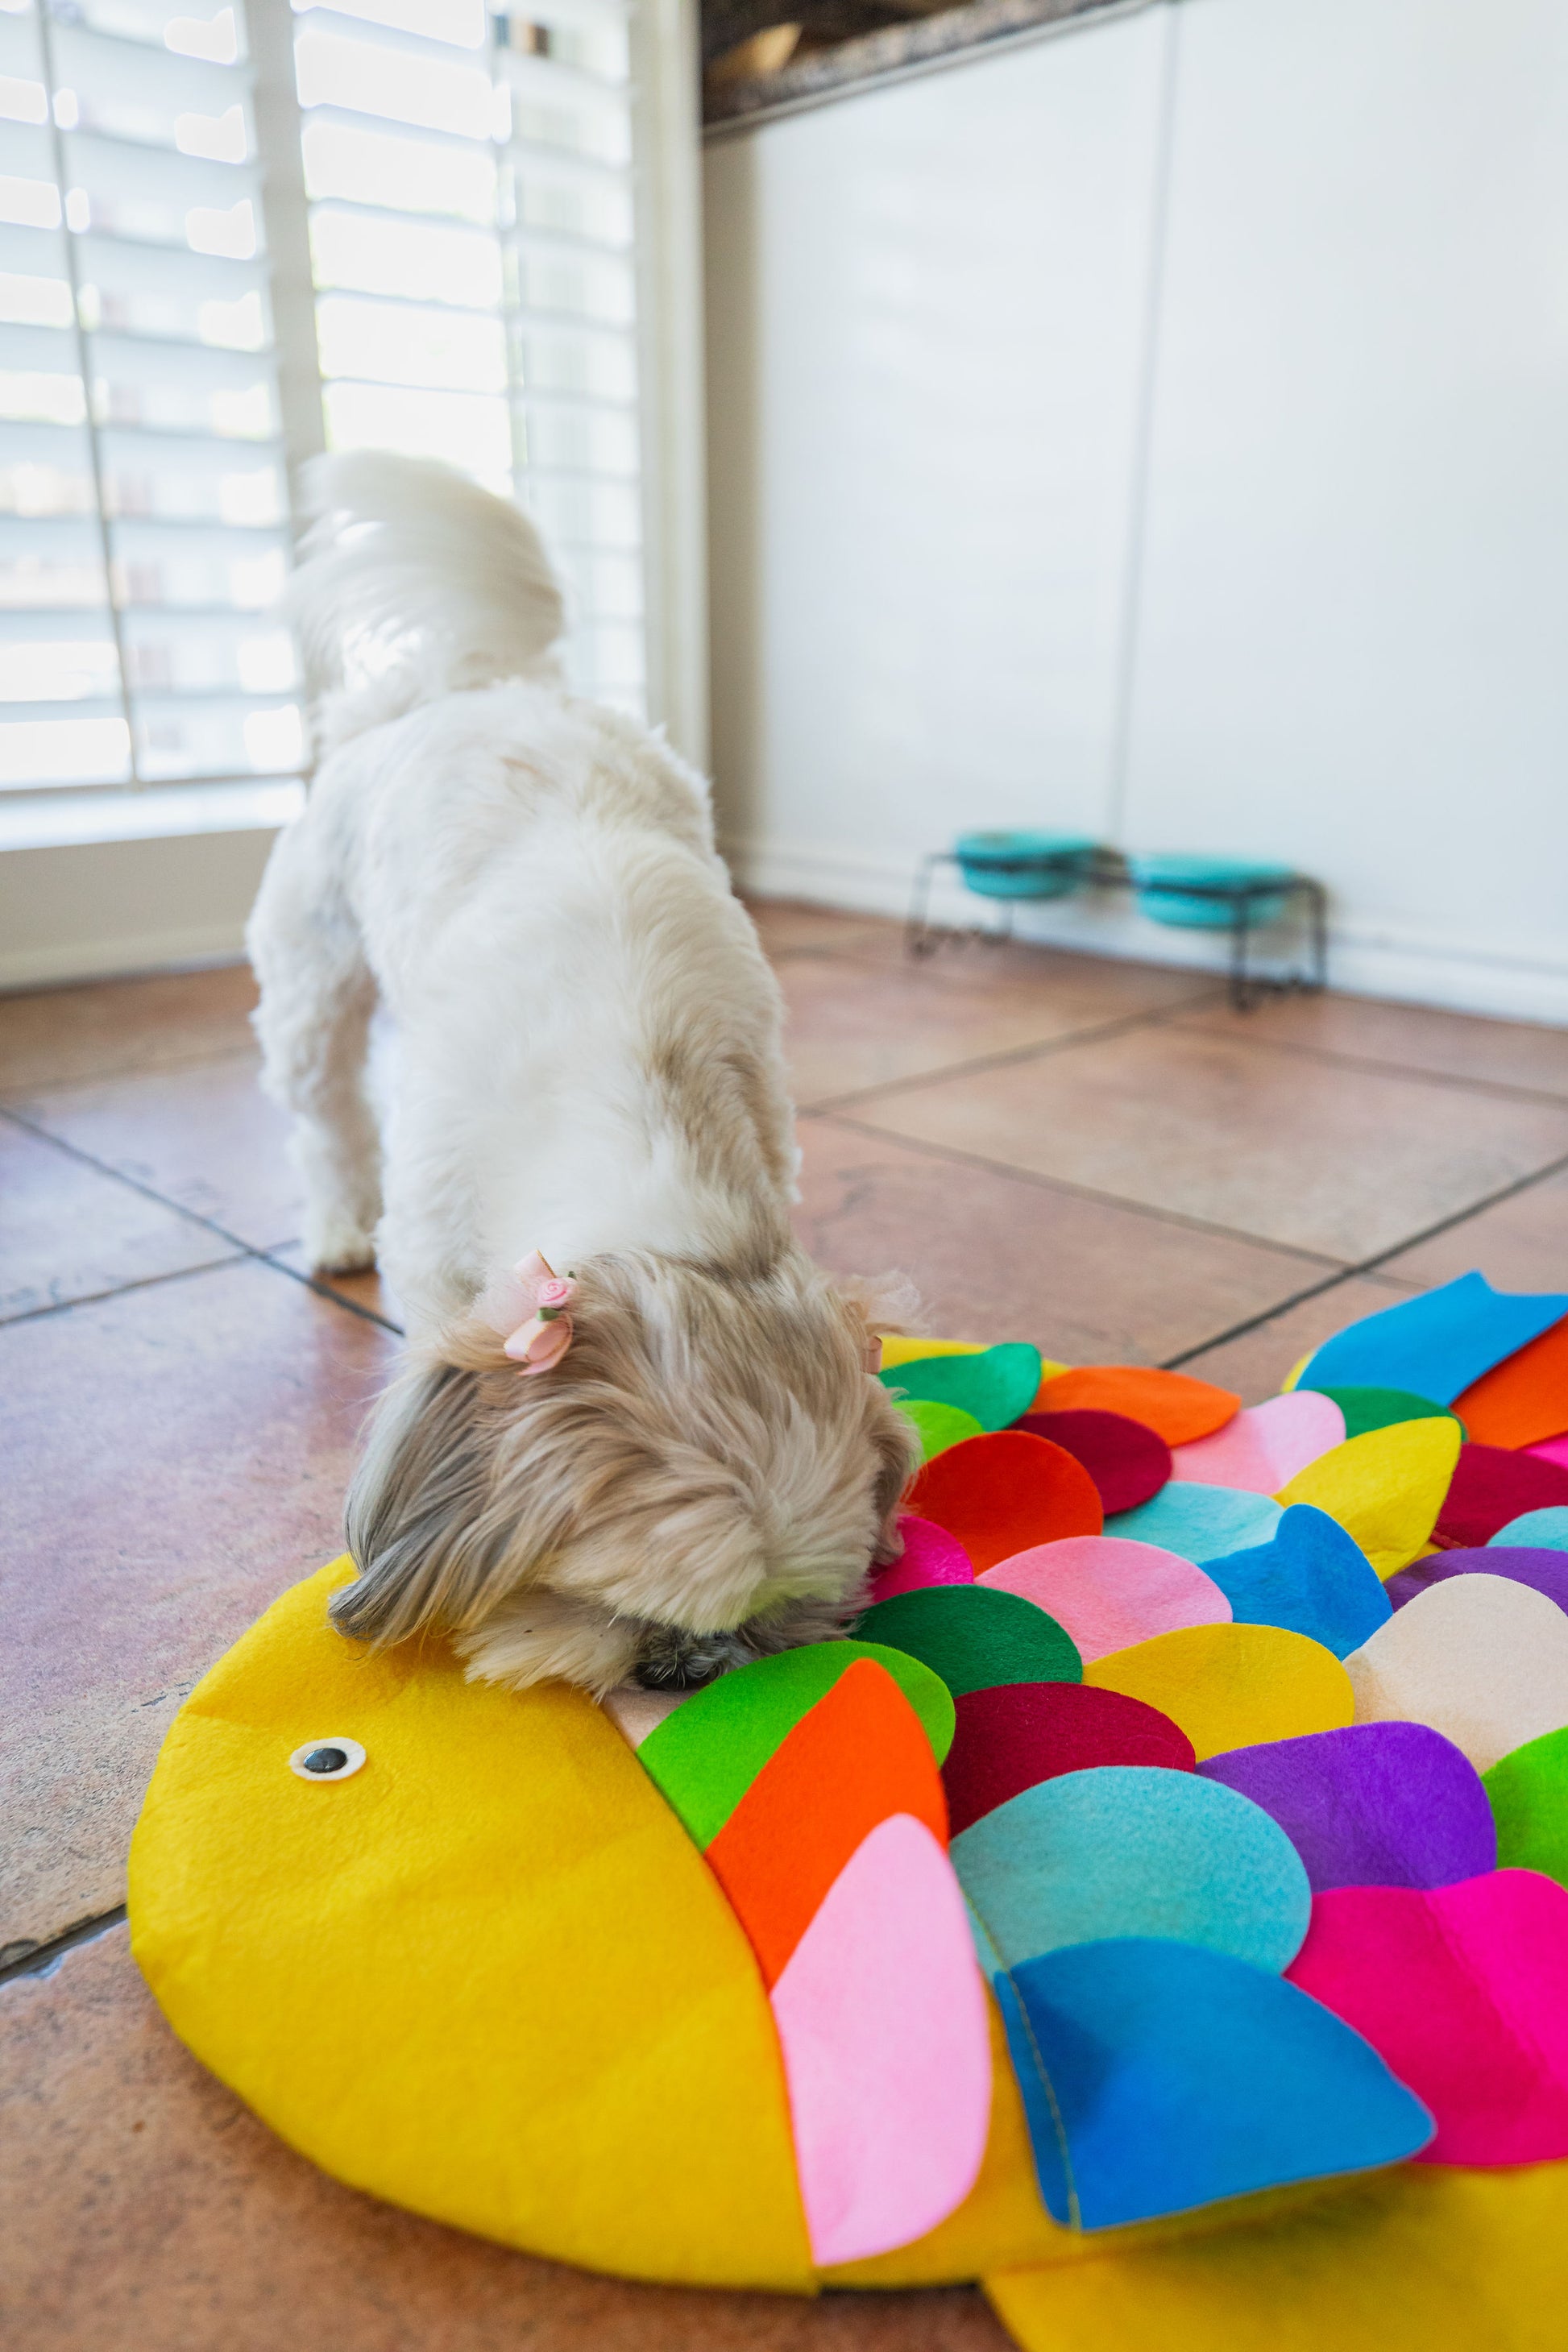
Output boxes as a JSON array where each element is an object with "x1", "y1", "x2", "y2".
[
  {"x1": 768, "y1": 1812, "x2": 991, "y2": 2266},
  {"x1": 1171, "y1": 1392, "x2": 1346, "y2": 1495},
  {"x1": 1286, "y1": 1871, "x2": 1568, "y2": 2165},
  {"x1": 1527, "y1": 1431, "x2": 1568, "y2": 1471},
  {"x1": 868, "y1": 1514, "x2": 975, "y2": 1603},
  {"x1": 978, "y1": 1537, "x2": 1231, "y2": 1662}
]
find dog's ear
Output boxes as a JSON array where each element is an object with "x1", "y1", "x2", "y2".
[
  {"x1": 334, "y1": 1357, "x2": 496, "y2": 1645},
  {"x1": 833, "y1": 1268, "x2": 923, "y2": 1343}
]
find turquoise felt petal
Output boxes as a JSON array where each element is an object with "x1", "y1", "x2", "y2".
[
  {"x1": 879, "y1": 1342, "x2": 1043, "y2": 1433},
  {"x1": 1491, "y1": 1508, "x2": 1568, "y2": 1553},
  {"x1": 996, "y1": 1937, "x2": 1434, "y2": 2230},
  {"x1": 952, "y1": 1765, "x2": 1310, "y2": 1974},
  {"x1": 1295, "y1": 1272, "x2": 1568, "y2": 1408},
  {"x1": 1204, "y1": 1505, "x2": 1392, "y2": 1659},
  {"x1": 1105, "y1": 1483, "x2": 1281, "y2": 1564}
]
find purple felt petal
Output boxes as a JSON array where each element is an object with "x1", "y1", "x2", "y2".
[
  {"x1": 1015, "y1": 1409, "x2": 1172, "y2": 1515},
  {"x1": 1385, "y1": 1546, "x2": 1568, "y2": 1616},
  {"x1": 1201, "y1": 1721, "x2": 1496, "y2": 1892}
]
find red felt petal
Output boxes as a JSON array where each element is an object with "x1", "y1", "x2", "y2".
[
  {"x1": 1016, "y1": 1408, "x2": 1172, "y2": 1515},
  {"x1": 907, "y1": 1431, "x2": 1102, "y2": 1572},
  {"x1": 1434, "y1": 1443, "x2": 1568, "y2": 1549},
  {"x1": 942, "y1": 1680, "x2": 1197, "y2": 1837}
]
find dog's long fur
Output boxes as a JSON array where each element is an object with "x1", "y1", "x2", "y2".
[{"x1": 247, "y1": 454, "x2": 919, "y2": 1695}]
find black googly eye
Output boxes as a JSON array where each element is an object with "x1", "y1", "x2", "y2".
[{"x1": 288, "y1": 1736, "x2": 366, "y2": 1782}]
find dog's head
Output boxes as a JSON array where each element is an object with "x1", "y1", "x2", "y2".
[{"x1": 334, "y1": 1249, "x2": 921, "y2": 1694}]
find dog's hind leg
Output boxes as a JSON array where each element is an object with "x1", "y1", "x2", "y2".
[{"x1": 247, "y1": 824, "x2": 384, "y2": 1275}]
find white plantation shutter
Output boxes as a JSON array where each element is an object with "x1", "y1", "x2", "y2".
[
  {"x1": 0, "y1": 0, "x2": 702, "y2": 822},
  {"x1": 0, "y1": 0, "x2": 304, "y2": 800}
]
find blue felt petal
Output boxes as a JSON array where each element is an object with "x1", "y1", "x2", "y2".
[
  {"x1": 1105, "y1": 1483, "x2": 1280, "y2": 1564},
  {"x1": 1294, "y1": 1271, "x2": 1568, "y2": 1408},
  {"x1": 996, "y1": 1936, "x2": 1433, "y2": 2230},
  {"x1": 1203, "y1": 1504, "x2": 1392, "y2": 1658},
  {"x1": 953, "y1": 1765, "x2": 1310, "y2": 1974},
  {"x1": 1491, "y1": 1508, "x2": 1568, "y2": 1553}
]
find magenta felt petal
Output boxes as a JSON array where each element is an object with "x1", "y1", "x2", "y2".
[{"x1": 866, "y1": 1514, "x2": 975, "y2": 1603}]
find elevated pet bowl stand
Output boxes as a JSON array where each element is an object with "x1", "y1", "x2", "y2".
[{"x1": 906, "y1": 848, "x2": 1328, "y2": 1013}]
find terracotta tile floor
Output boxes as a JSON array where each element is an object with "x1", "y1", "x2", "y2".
[{"x1": 5, "y1": 901, "x2": 1567, "y2": 2349}]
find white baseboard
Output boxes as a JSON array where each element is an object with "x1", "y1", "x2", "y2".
[
  {"x1": 727, "y1": 836, "x2": 1568, "y2": 1027},
  {"x1": 0, "y1": 827, "x2": 280, "y2": 991}
]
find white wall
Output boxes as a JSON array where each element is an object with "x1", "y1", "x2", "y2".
[{"x1": 706, "y1": 0, "x2": 1568, "y2": 1020}]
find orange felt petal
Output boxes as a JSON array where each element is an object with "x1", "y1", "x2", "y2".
[
  {"x1": 1452, "y1": 1317, "x2": 1568, "y2": 1450},
  {"x1": 703, "y1": 1658, "x2": 948, "y2": 1988},
  {"x1": 1034, "y1": 1367, "x2": 1240, "y2": 1446},
  {"x1": 909, "y1": 1433, "x2": 1103, "y2": 1573}
]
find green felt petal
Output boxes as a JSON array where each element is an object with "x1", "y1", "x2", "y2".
[
  {"x1": 879, "y1": 1342, "x2": 1043, "y2": 1433},
  {"x1": 1313, "y1": 1385, "x2": 1467, "y2": 1444},
  {"x1": 637, "y1": 1641, "x2": 955, "y2": 1849},
  {"x1": 898, "y1": 1398, "x2": 984, "y2": 1461},
  {"x1": 852, "y1": 1585, "x2": 1082, "y2": 1700},
  {"x1": 1483, "y1": 1723, "x2": 1568, "y2": 1889}
]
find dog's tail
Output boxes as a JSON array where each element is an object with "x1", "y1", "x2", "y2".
[{"x1": 288, "y1": 452, "x2": 566, "y2": 758}]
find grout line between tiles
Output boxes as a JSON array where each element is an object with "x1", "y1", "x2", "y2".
[
  {"x1": 799, "y1": 985, "x2": 1226, "y2": 1117},
  {"x1": 0, "y1": 1904, "x2": 127, "y2": 1989},
  {"x1": 813, "y1": 1110, "x2": 1352, "y2": 1268},
  {"x1": 1, "y1": 1252, "x2": 253, "y2": 1329},
  {"x1": 1164, "y1": 1014, "x2": 1568, "y2": 1113},
  {"x1": 1161, "y1": 1145, "x2": 1568, "y2": 1371},
  {"x1": 0, "y1": 1106, "x2": 402, "y2": 1335}
]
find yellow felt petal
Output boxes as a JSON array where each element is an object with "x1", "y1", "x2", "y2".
[
  {"x1": 129, "y1": 1561, "x2": 814, "y2": 2291},
  {"x1": 880, "y1": 1338, "x2": 989, "y2": 1367},
  {"x1": 985, "y1": 2160, "x2": 1568, "y2": 2352},
  {"x1": 1281, "y1": 1352, "x2": 1311, "y2": 1394},
  {"x1": 1274, "y1": 1418, "x2": 1462, "y2": 1578},
  {"x1": 1084, "y1": 1623, "x2": 1354, "y2": 1761}
]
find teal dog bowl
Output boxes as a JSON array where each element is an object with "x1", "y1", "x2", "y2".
[
  {"x1": 1129, "y1": 854, "x2": 1296, "y2": 931},
  {"x1": 954, "y1": 831, "x2": 1098, "y2": 902}
]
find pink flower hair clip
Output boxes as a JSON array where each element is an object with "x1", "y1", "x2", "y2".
[{"x1": 475, "y1": 1250, "x2": 578, "y2": 1375}]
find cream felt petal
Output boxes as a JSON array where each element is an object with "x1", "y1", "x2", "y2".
[
  {"x1": 978, "y1": 1538, "x2": 1230, "y2": 1664},
  {"x1": 1274, "y1": 1418, "x2": 1462, "y2": 1577},
  {"x1": 1343, "y1": 1574, "x2": 1568, "y2": 1772},
  {"x1": 1085, "y1": 1624, "x2": 1354, "y2": 1762},
  {"x1": 1172, "y1": 1393, "x2": 1345, "y2": 1494}
]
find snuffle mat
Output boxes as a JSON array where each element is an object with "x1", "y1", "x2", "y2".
[{"x1": 129, "y1": 1269, "x2": 1568, "y2": 2349}]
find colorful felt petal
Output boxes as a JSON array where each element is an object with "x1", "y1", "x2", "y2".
[
  {"x1": 1085, "y1": 1624, "x2": 1354, "y2": 1761},
  {"x1": 1285, "y1": 1872, "x2": 1568, "y2": 2166},
  {"x1": 1032, "y1": 1366, "x2": 1240, "y2": 1446},
  {"x1": 1201, "y1": 1722, "x2": 1496, "y2": 1892},
  {"x1": 1311, "y1": 1383, "x2": 1464, "y2": 1441},
  {"x1": 769, "y1": 1812, "x2": 991, "y2": 2266},
  {"x1": 1171, "y1": 1392, "x2": 1345, "y2": 1494},
  {"x1": 1452, "y1": 1316, "x2": 1568, "y2": 1449},
  {"x1": 1293, "y1": 1271, "x2": 1568, "y2": 1407},
  {"x1": 952, "y1": 1765, "x2": 1311, "y2": 1974},
  {"x1": 704, "y1": 1659, "x2": 949, "y2": 1987},
  {"x1": 1344, "y1": 1574, "x2": 1568, "y2": 1772},
  {"x1": 1274, "y1": 1418, "x2": 1462, "y2": 1577},
  {"x1": 1201, "y1": 1505, "x2": 1392, "y2": 1659},
  {"x1": 637, "y1": 1640, "x2": 955, "y2": 1846},
  {"x1": 941, "y1": 1682, "x2": 1196, "y2": 1838},
  {"x1": 1105, "y1": 1483, "x2": 1282, "y2": 1563},
  {"x1": 879, "y1": 1338, "x2": 986, "y2": 1368},
  {"x1": 1484, "y1": 1725, "x2": 1568, "y2": 1889},
  {"x1": 907, "y1": 1430, "x2": 1103, "y2": 1570},
  {"x1": 866, "y1": 1512, "x2": 975, "y2": 1603},
  {"x1": 1386, "y1": 1545, "x2": 1568, "y2": 1616},
  {"x1": 881, "y1": 1342, "x2": 1043, "y2": 1433},
  {"x1": 898, "y1": 1398, "x2": 984, "y2": 1461},
  {"x1": 997, "y1": 1937, "x2": 1433, "y2": 2230},
  {"x1": 1532, "y1": 1431, "x2": 1568, "y2": 1467},
  {"x1": 1491, "y1": 1506, "x2": 1568, "y2": 1551},
  {"x1": 978, "y1": 1537, "x2": 1230, "y2": 1662},
  {"x1": 1433, "y1": 1442, "x2": 1568, "y2": 1549},
  {"x1": 1015, "y1": 1408, "x2": 1172, "y2": 1514},
  {"x1": 853, "y1": 1584, "x2": 1082, "y2": 1699}
]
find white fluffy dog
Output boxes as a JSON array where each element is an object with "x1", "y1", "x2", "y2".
[{"x1": 247, "y1": 454, "x2": 917, "y2": 1695}]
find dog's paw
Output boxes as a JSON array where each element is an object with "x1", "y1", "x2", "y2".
[
  {"x1": 632, "y1": 1627, "x2": 761, "y2": 1690},
  {"x1": 305, "y1": 1215, "x2": 378, "y2": 1277}
]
